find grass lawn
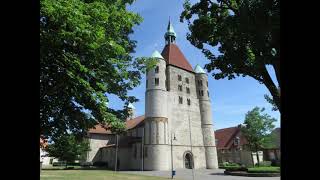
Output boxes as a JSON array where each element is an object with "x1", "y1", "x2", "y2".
[
  {"x1": 41, "y1": 169, "x2": 170, "y2": 180},
  {"x1": 248, "y1": 166, "x2": 280, "y2": 173}
]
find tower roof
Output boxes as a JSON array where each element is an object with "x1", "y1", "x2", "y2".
[
  {"x1": 151, "y1": 50, "x2": 164, "y2": 59},
  {"x1": 161, "y1": 44, "x2": 193, "y2": 72},
  {"x1": 165, "y1": 19, "x2": 176, "y2": 38},
  {"x1": 194, "y1": 64, "x2": 206, "y2": 74}
]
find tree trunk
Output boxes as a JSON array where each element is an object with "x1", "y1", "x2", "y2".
[
  {"x1": 256, "y1": 151, "x2": 260, "y2": 167},
  {"x1": 272, "y1": 60, "x2": 280, "y2": 87},
  {"x1": 261, "y1": 66, "x2": 281, "y2": 113}
]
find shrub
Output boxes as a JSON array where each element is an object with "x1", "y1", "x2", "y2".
[
  {"x1": 93, "y1": 161, "x2": 108, "y2": 167},
  {"x1": 257, "y1": 161, "x2": 272, "y2": 167},
  {"x1": 225, "y1": 166, "x2": 248, "y2": 172},
  {"x1": 248, "y1": 167, "x2": 280, "y2": 173},
  {"x1": 219, "y1": 162, "x2": 240, "y2": 168},
  {"x1": 52, "y1": 161, "x2": 66, "y2": 166},
  {"x1": 271, "y1": 159, "x2": 280, "y2": 167}
]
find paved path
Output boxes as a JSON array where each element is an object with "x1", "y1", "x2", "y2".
[{"x1": 120, "y1": 169, "x2": 280, "y2": 180}]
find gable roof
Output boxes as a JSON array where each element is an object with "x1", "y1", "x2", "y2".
[
  {"x1": 215, "y1": 126, "x2": 247, "y2": 150},
  {"x1": 161, "y1": 44, "x2": 193, "y2": 72},
  {"x1": 88, "y1": 115, "x2": 145, "y2": 134}
]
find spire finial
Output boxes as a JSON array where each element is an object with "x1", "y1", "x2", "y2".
[{"x1": 165, "y1": 17, "x2": 176, "y2": 44}]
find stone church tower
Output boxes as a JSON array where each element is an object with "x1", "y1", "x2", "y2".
[{"x1": 144, "y1": 20, "x2": 218, "y2": 170}]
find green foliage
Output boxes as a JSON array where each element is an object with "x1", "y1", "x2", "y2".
[
  {"x1": 47, "y1": 134, "x2": 90, "y2": 166},
  {"x1": 248, "y1": 166, "x2": 280, "y2": 173},
  {"x1": 264, "y1": 94, "x2": 278, "y2": 111},
  {"x1": 261, "y1": 130, "x2": 278, "y2": 149},
  {"x1": 224, "y1": 166, "x2": 248, "y2": 172},
  {"x1": 180, "y1": 0, "x2": 280, "y2": 112},
  {"x1": 256, "y1": 161, "x2": 272, "y2": 167},
  {"x1": 241, "y1": 107, "x2": 277, "y2": 152},
  {"x1": 40, "y1": 0, "x2": 147, "y2": 139}
]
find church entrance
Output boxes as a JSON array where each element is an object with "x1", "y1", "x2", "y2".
[{"x1": 184, "y1": 152, "x2": 194, "y2": 169}]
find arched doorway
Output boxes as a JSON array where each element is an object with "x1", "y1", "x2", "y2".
[{"x1": 184, "y1": 152, "x2": 194, "y2": 169}]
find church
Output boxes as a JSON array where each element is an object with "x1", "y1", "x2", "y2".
[{"x1": 85, "y1": 20, "x2": 219, "y2": 171}]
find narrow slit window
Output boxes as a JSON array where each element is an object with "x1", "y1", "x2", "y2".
[
  {"x1": 186, "y1": 87, "x2": 190, "y2": 94},
  {"x1": 179, "y1": 96, "x2": 183, "y2": 104},
  {"x1": 187, "y1": 99, "x2": 191, "y2": 105},
  {"x1": 201, "y1": 90, "x2": 204, "y2": 96},
  {"x1": 178, "y1": 85, "x2": 182, "y2": 91},
  {"x1": 207, "y1": 81, "x2": 208, "y2": 87},
  {"x1": 178, "y1": 75, "x2": 182, "y2": 81},
  {"x1": 155, "y1": 66, "x2": 159, "y2": 73},
  {"x1": 185, "y1": 77, "x2": 189, "y2": 84},
  {"x1": 200, "y1": 80, "x2": 203, "y2": 86},
  {"x1": 146, "y1": 80, "x2": 148, "y2": 88},
  {"x1": 207, "y1": 90, "x2": 209, "y2": 97},
  {"x1": 155, "y1": 78, "x2": 159, "y2": 86}
]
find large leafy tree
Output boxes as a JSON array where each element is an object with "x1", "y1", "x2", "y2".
[
  {"x1": 46, "y1": 134, "x2": 90, "y2": 168},
  {"x1": 40, "y1": 0, "x2": 150, "y2": 139},
  {"x1": 180, "y1": 0, "x2": 280, "y2": 112},
  {"x1": 241, "y1": 107, "x2": 277, "y2": 166}
]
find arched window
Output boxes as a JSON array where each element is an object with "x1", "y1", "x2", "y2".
[{"x1": 184, "y1": 151, "x2": 194, "y2": 169}]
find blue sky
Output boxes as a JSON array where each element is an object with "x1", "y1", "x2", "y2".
[{"x1": 107, "y1": 0, "x2": 280, "y2": 130}]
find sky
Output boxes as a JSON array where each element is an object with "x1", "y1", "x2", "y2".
[{"x1": 107, "y1": 0, "x2": 280, "y2": 130}]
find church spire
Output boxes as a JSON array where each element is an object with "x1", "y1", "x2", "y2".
[{"x1": 164, "y1": 17, "x2": 176, "y2": 44}]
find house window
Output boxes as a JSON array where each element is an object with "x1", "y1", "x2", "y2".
[
  {"x1": 187, "y1": 99, "x2": 191, "y2": 105},
  {"x1": 178, "y1": 75, "x2": 182, "y2": 81},
  {"x1": 185, "y1": 77, "x2": 189, "y2": 84},
  {"x1": 186, "y1": 87, "x2": 190, "y2": 94},
  {"x1": 155, "y1": 66, "x2": 159, "y2": 73},
  {"x1": 179, "y1": 96, "x2": 183, "y2": 104},
  {"x1": 155, "y1": 78, "x2": 159, "y2": 86},
  {"x1": 178, "y1": 85, "x2": 182, "y2": 91},
  {"x1": 234, "y1": 137, "x2": 240, "y2": 146}
]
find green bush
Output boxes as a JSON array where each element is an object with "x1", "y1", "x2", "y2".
[
  {"x1": 271, "y1": 159, "x2": 280, "y2": 167},
  {"x1": 225, "y1": 166, "x2": 248, "y2": 172},
  {"x1": 52, "y1": 161, "x2": 66, "y2": 166},
  {"x1": 248, "y1": 167, "x2": 280, "y2": 173},
  {"x1": 219, "y1": 162, "x2": 240, "y2": 168},
  {"x1": 256, "y1": 161, "x2": 272, "y2": 167}
]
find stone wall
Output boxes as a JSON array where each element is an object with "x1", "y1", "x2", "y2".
[{"x1": 87, "y1": 134, "x2": 115, "y2": 162}]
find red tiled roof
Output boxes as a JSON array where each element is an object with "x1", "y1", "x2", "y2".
[
  {"x1": 126, "y1": 115, "x2": 145, "y2": 130},
  {"x1": 161, "y1": 44, "x2": 193, "y2": 72},
  {"x1": 215, "y1": 126, "x2": 247, "y2": 150},
  {"x1": 88, "y1": 115, "x2": 145, "y2": 134},
  {"x1": 88, "y1": 124, "x2": 112, "y2": 134}
]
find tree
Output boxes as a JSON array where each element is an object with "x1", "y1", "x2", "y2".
[
  {"x1": 47, "y1": 134, "x2": 90, "y2": 168},
  {"x1": 180, "y1": 0, "x2": 280, "y2": 112},
  {"x1": 40, "y1": 0, "x2": 154, "y2": 139},
  {"x1": 241, "y1": 107, "x2": 277, "y2": 166}
]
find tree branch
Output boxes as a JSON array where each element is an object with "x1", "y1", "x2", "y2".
[{"x1": 260, "y1": 65, "x2": 281, "y2": 113}]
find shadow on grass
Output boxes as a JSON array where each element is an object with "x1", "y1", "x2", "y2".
[{"x1": 209, "y1": 172, "x2": 226, "y2": 176}]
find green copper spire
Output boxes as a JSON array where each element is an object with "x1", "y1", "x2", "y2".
[
  {"x1": 151, "y1": 50, "x2": 164, "y2": 59},
  {"x1": 164, "y1": 17, "x2": 176, "y2": 44},
  {"x1": 194, "y1": 64, "x2": 206, "y2": 74}
]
